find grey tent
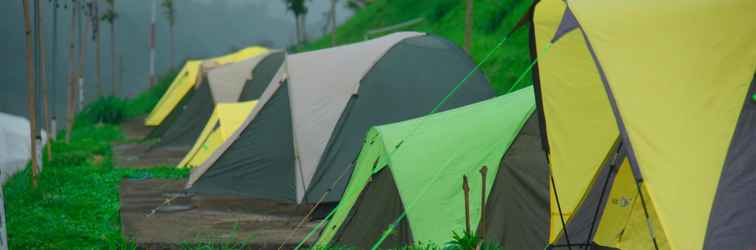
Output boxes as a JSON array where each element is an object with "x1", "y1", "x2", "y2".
[
  {"x1": 146, "y1": 51, "x2": 285, "y2": 150},
  {"x1": 186, "y1": 32, "x2": 496, "y2": 204}
]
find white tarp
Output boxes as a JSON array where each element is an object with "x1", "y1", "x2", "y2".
[{"x1": 0, "y1": 113, "x2": 47, "y2": 185}]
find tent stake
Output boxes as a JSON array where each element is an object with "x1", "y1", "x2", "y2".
[
  {"x1": 478, "y1": 165, "x2": 488, "y2": 238},
  {"x1": 463, "y1": 175, "x2": 471, "y2": 234}
]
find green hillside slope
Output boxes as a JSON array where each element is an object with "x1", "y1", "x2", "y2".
[{"x1": 302, "y1": 0, "x2": 535, "y2": 95}]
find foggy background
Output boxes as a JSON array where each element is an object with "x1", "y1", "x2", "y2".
[{"x1": 0, "y1": 0, "x2": 353, "y2": 122}]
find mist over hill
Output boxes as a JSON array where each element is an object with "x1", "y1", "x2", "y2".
[{"x1": 0, "y1": 0, "x2": 352, "y2": 120}]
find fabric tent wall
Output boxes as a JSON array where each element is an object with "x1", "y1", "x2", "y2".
[
  {"x1": 525, "y1": 0, "x2": 756, "y2": 249},
  {"x1": 144, "y1": 47, "x2": 269, "y2": 127},
  {"x1": 151, "y1": 77, "x2": 216, "y2": 149},
  {"x1": 238, "y1": 52, "x2": 286, "y2": 101},
  {"x1": 305, "y1": 35, "x2": 496, "y2": 203},
  {"x1": 318, "y1": 87, "x2": 535, "y2": 247},
  {"x1": 177, "y1": 101, "x2": 257, "y2": 169}
]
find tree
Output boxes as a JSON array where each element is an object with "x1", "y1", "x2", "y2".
[
  {"x1": 329, "y1": 0, "x2": 338, "y2": 46},
  {"x1": 465, "y1": 0, "x2": 473, "y2": 54},
  {"x1": 36, "y1": 0, "x2": 53, "y2": 160},
  {"x1": 21, "y1": 0, "x2": 40, "y2": 188},
  {"x1": 283, "y1": 0, "x2": 309, "y2": 45},
  {"x1": 101, "y1": 0, "x2": 118, "y2": 96},
  {"x1": 162, "y1": 0, "x2": 176, "y2": 70},
  {"x1": 65, "y1": 0, "x2": 78, "y2": 143}
]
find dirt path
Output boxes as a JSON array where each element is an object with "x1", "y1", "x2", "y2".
[{"x1": 120, "y1": 179, "x2": 320, "y2": 249}]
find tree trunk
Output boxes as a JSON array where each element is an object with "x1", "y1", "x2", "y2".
[
  {"x1": 149, "y1": 0, "x2": 157, "y2": 87},
  {"x1": 78, "y1": 2, "x2": 86, "y2": 111},
  {"x1": 96, "y1": 2, "x2": 102, "y2": 99},
  {"x1": 301, "y1": 14, "x2": 307, "y2": 43},
  {"x1": 65, "y1": 0, "x2": 78, "y2": 143},
  {"x1": 464, "y1": 0, "x2": 473, "y2": 54},
  {"x1": 36, "y1": 0, "x2": 53, "y2": 161},
  {"x1": 22, "y1": 0, "x2": 39, "y2": 188},
  {"x1": 110, "y1": 21, "x2": 117, "y2": 96},
  {"x1": 330, "y1": 0, "x2": 337, "y2": 46},
  {"x1": 294, "y1": 14, "x2": 301, "y2": 45},
  {"x1": 51, "y1": 0, "x2": 59, "y2": 141}
]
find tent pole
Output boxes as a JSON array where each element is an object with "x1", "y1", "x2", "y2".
[
  {"x1": 634, "y1": 180, "x2": 660, "y2": 250},
  {"x1": 550, "y1": 174, "x2": 573, "y2": 250}
]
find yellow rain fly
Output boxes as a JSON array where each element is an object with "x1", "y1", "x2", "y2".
[{"x1": 177, "y1": 101, "x2": 257, "y2": 168}]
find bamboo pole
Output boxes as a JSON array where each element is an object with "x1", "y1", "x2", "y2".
[
  {"x1": 464, "y1": 0, "x2": 474, "y2": 54},
  {"x1": 22, "y1": 0, "x2": 40, "y2": 188},
  {"x1": 65, "y1": 0, "x2": 78, "y2": 143},
  {"x1": 36, "y1": 0, "x2": 53, "y2": 161}
]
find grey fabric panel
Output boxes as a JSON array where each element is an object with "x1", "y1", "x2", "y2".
[
  {"x1": 287, "y1": 32, "x2": 424, "y2": 202},
  {"x1": 703, "y1": 76, "x2": 756, "y2": 249},
  {"x1": 304, "y1": 35, "x2": 495, "y2": 203},
  {"x1": 330, "y1": 168, "x2": 412, "y2": 249},
  {"x1": 551, "y1": 7, "x2": 579, "y2": 43},
  {"x1": 151, "y1": 78, "x2": 215, "y2": 150},
  {"x1": 206, "y1": 55, "x2": 262, "y2": 103},
  {"x1": 480, "y1": 114, "x2": 550, "y2": 249},
  {"x1": 238, "y1": 52, "x2": 286, "y2": 101},
  {"x1": 188, "y1": 82, "x2": 297, "y2": 202},
  {"x1": 571, "y1": 7, "x2": 644, "y2": 181},
  {"x1": 553, "y1": 140, "x2": 621, "y2": 247},
  {"x1": 529, "y1": 16, "x2": 550, "y2": 155},
  {"x1": 145, "y1": 88, "x2": 196, "y2": 140}
]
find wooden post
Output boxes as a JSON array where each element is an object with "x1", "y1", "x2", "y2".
[
  {"x1": 22, "y1": 0, "x2": 39, "y2": 188},
  {"x1": 479, "y1": 165, "x2": 488, "y2": 238},
  {"x1": 464, "y1": 0, "x2": 474, "y2": 54},
  {"x1": 330, "y1": 0, "x2": 337, "y2": 46},
  {"x1": 463, "y1": 175, "x2": 471, "y2": 234},
  {"x1": 95, "y1": 0, "x2": 102, "y2": 98},
  {"x1": 36, "y1": 0, "x2": 53, "y2": 161},
  {"x1": 65, "y1": 0, "x2": 77, "y2": 143}
]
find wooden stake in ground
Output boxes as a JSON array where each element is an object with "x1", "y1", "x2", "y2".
[
  {"x1": 65, "y1": 0, "x2": 78, "y2": 143},
  {"x1": 35, "y1": 0, "x2": 53, "y2": 161},
  {"x1": 464, "y1": 0, "x2": 474, "y2": 54},
  {"x1": 22, "y1": 0, "x2": 40, "y2": 188},
  {"x1": 479, "y1": 165, "x2": 488, "y2": 238},
  {"x1": 463, "y1": 175, "x2": 471, "y2": 234}
]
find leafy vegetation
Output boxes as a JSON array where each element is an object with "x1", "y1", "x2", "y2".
[
  {"x1": 301, "y1": 0, "x2": 534, "y2": 95},
  {"x1": 3, "y1": 72, "x2": 188, "y2": 249}
]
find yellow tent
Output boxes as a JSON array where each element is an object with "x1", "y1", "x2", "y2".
[
  {"x1": 144, "y1": 47, "x2": 269, "y2": 126},
  {"x1": 177, "y1": 101, "x2": 257, "y2": 168}
]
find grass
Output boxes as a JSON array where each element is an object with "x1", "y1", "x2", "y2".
[
  {"x1": 3, "y1": 72, "x2": 189, "y2": 249},
  {"x1": 300, "y1": 0, "x2": 534, "y2": 95}
]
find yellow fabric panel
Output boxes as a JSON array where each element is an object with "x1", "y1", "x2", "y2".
[
  {"x1": 568, "y1": 1, "x2": 756, "y2": 248},
  {"x1": 177, "y1": 108, "x2": 220, "y2": 168},
  {"x1": 216, "y1": 101, "x2": 257, "y2": 139},
  {"x1": 145, "y1": 60, "x2": 202, "y2": 126},
  {"x1": 177, "y1": 101, "x2": 257, "y2": 169},
  {"x1": 534, "y1": 0, "x2": 619, "y2": 242},
  {"x1": 594, "y1": 160, "x2": 670, "y2": 250},
  {"x1": 205, "y1": 47, "x2": 268, "y2": 66}
]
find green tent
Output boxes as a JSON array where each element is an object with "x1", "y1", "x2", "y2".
[{"x1": 316, "y1": 86, "x2": 536, "y2": 248}]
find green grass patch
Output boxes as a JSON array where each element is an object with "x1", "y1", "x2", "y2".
[
  {"x1": 301, "y1": 0, "x2": 534, "y2": 95},
  {"x1": 4, "y1": 71, "x2": 189, "y2": 249}
]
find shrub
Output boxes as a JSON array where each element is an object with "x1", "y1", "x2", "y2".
[
  {"x1": 428, "y1": 0, "x2": 457, "y2": 22},
  {"x1": 76, "y1": 96, "x2": 128, "y2": 125}
]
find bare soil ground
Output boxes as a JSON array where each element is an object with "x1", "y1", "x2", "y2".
[
  {"x1": 112, "y1": 143, "x2": 187, "y2": 169},
  {"x1": 120, "y1": 116, "x2": 152, "y2": 141},
  {"x1": 120, "y1": 179, "x2": 320, "y2": 249}
]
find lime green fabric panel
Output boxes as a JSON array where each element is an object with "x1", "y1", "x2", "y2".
[
  {"x1": 380, "y1": 87, "x2": 535, "y2": 244},
  {"x1": 316, "y1": 128, "x2": 389, "y2": 246}
]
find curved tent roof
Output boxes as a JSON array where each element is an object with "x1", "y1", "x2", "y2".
[
  {"x1": 146, "y1": 51, "x2": 285, "y2": 150},
  {"x1": 316, "y1": 87, "x2": 535, "y2": 248},
  {"x1": 187, "y1": 32, "x2": 496, "y2": 204},
  {"x1": 144, "y1": 47, "x2": 270, "y2": 126}
]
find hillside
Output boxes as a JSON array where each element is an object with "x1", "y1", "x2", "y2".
[{"x1": 303, "y1": 0, "x2": 535, "y2": 95}]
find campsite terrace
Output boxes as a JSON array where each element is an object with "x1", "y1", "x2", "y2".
[{"x1": 3, "y1": 0, "x2": 755, "y2": 249}]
